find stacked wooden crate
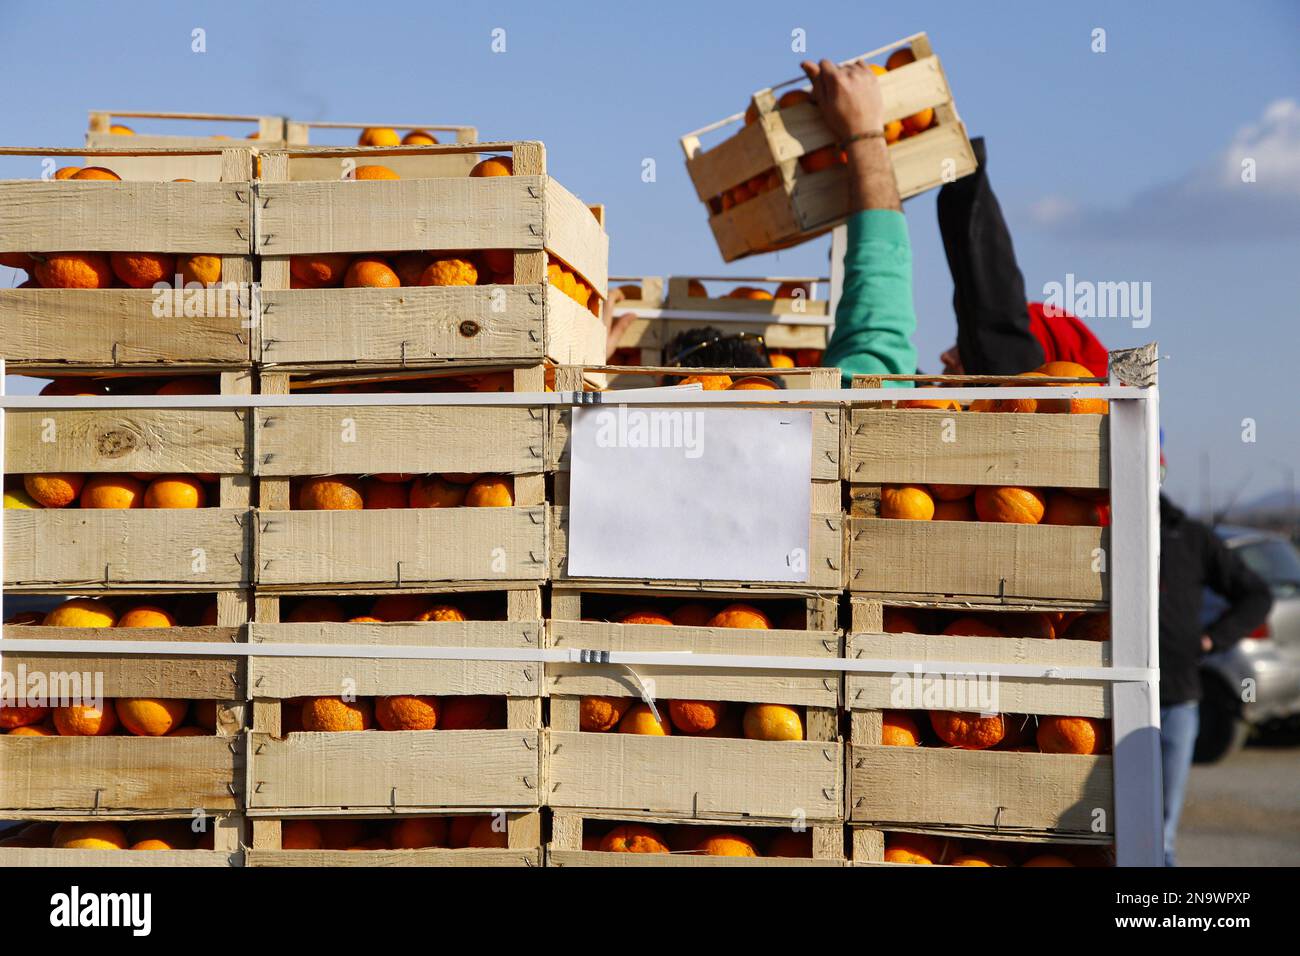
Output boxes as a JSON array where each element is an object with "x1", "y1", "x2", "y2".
[
  {"x1": 0, "y1": 145, "x2": 257, "y2": 865},
  {"x1": 840, "y1": 349, "x2": 1156, "y2": 866},
  {"x1": 241, "y1": 140, "x2": 606, "y2": 866},
  {"x1": 543, "y1": 365, "x2": 847, "y2": 865}
]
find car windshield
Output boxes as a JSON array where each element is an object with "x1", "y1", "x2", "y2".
[{"x1": 1235, "y1": 537, "x2": 1300, "y2": 593}]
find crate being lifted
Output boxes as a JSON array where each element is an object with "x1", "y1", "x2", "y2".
[{"x1": 680, "y1": 32, "x2": 976, "y2": 261}]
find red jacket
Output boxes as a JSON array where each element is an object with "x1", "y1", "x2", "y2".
[{"x1": 1027, "y1": 304, "x2": 1109, "y2": 377}]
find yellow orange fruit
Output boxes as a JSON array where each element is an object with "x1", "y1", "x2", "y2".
[
  {"x1": 420, "y1": 257, "x2": 478, "y2": 286},
  {"x1": 71, "y1": 166, "x2": 121, "y2": 181},
  {"x1": 8, "y1": 723, "x2": 56, "y2": 736},
  {"x1": 401, "y1": 129, "x2": 439, "y2": 145},
  {"x1": 143, "y1": 475, "x2": 206, "y2": 508},
  {"x1": 678, "y1": 374, "x2": 733, "y2": 390},
  {"x1": 116, "y1": 605, "x2": 176, "y2": 628},
  {"x1": 52, "y1": 822, "x2": 128, "y2": 850},
  {"x1": 1043, "y1": 490, "x2": 1106, "y2": 526},
  {"x1": 599, "y1": 824, "x2": 669, "y2": 853},
  {"x1": 697, "y1": 833, "x2": 758, "y2": 856},
  {"x1": 881, "y1": 710, "x2": 921, "y2": 746},
  {"x1": 618, "y1": 703, "x2": 672, "y2": 735},
  {"x1": 33, "y1": 252, "x2": 113, "y2": 288},
  {"x1": 669, "y1": 700, "x2": 727, "y2": 734},
  {"x1": 1035, "y1": 361, "x2": 1108, "y2": 415},
  {"x1": 52, "y1": 166, "x2": 82, "y2": 180},
  {"x1": 363, "y1": 478, "x2": 410, "y2": 509},
  {"x1": 358, "y1": 127, "x2": 401, "y2": 146},
  {"x1": 354, "y1": 164, "x2": 399, "y2": 181},
  {"x1": 943, "y1": 616, "x2": 1005, "y2": 638},
  {"x1": 464, "y1": 475, "x2": 513, "y2": 507},
  {"x1": 933, "y1": 497, "x2": 976, "y2": 521},
  {"x1": 392, "y1": 252, "x2": 433, "y2": 286},
  {"x1": 414, "y1": 604, "x2": 467, "y2": 623},
  {"x1": 0, "y1": 706, "x2": 50, "y2": 730},
  {"x1": 708, "y1": 604, "x2": 770, "y2": 629},
  {"x1": 729, "y1": 376, "x2": 778, "y2": 390},
  {"x1": 974, "y1": 486, "x2": 1045, "y2": 524},
  {"x1": 1037, "y1": 715, "x2": 1107, "y2": 755},
  {"x1": 301, "y1": 696, "x2": 372, "y2": 732},
  {"x1": 80, "y1": 474, "x2": 144, "y2": 509},
  {"x1": 285, "y1": 598, "x2": 347, "y2": 623},
  {"x1": 53, "y1": 702, "x2": 118, "y2": 736},
  {"x1": 881, "y1": 484, "x2": 935, "y2": 520},
  {"x1": 43, "y1": 598, "x2": 116, "y2": 628},
  {"x1": 116, "y1": 698, "x2": 188, "y2": 736},
  {"x1": 929, "y1": 711, "x2": 1005, "y2": 749},
  {"x1": 110, "y1": 252, "x2": 176, "y2": 289},
  {"x1": 768, "y1": 352, "x2": 795, "y2": 369},
  {"x1": 390, "y1": 816, "x2": 448, "y2": 848},
  {"x1": 930, "y1": 483, "x2": 974, "y2": 500},
  {"x1": 580, "y1": 696, "x2": 630, "y2": 733},
  {"x1": 178, "y1": 254, "x2": 221, "y2": 286},
  {"x1": 290, "y1": 253, "x2": 353, "y2": 288},
  {"x1": 619, "y1": 609, "x2": 672, "y2": 626},
  {"x1": 298, "y1": 476, "x2": 364, "y2": 510},
  {"x1": 375, "y1": 695, "x2": 440, "y2": 731},
  {"x1": 743, "y1": 703, "x2": 803, "y2": 741},
  {"x1": 344, "y1": 257, "x2": 400, "y2": 287},
  {"x1": 470, "y1": 157, "x2": 513, "y2": 177},
  {"x1": 409, "y1": 476, "x2": 467, "y2": 508},
  {"x1": 4, "y1": 487, "x2": 42, "y2": 509}
]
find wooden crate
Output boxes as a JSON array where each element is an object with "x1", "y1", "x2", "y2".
[
  {"x1": 548, "y1": 812, "x2": 844, "y2": 866},
  {"x1": 0, "y1": 145, "x2": 254, "y2": 370},
  {"x1": 0, "y1": 813, "x2": 244, "y2": 866},
  {"x1": 253, "y1": 142, "x2": 607, "y2": 370},
  {"x1": 680, "y1": 33, "x2": 976, "y2": 261},
  {"x1": 245, "y1": 812, "x2": 540, "y2": 867},
  {"x1": 844, "y1": 358, "x2": 1128, "y2": 604},
  {"x1": 548, "y1": 365, "x2": 843, "y2": 590},
  {"x1": 4, "y1": 370, "x2": 253, "y2": 590},
  {"x1": 251, "y1": 366, "x2": 549, "y2": 589},
  {"x1": 546, "y1": 585, "x2": 843, "y2": 824},
  {"x1": 245, "y1": 586, "x2": 544, "y2": 817},
  {"x1": 283, "y1": 120, "x2": 479, "y2": 179},
  {"x1": 0, "y1": 590, "x2": 249, "y2": 819},
  {"x1": 85, "y1": 111, "x2": 285, "y2": 181},
  {"x1": 848, "y1": 825, "x2": 1112, "y2": 866},
  {"x1": 845, "y1": 598, "x2": 1114, "y2": 839}
]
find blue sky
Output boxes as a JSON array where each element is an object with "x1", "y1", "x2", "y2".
[{"x1": 1, "y1": 0, "x2": 1297, "y2": 515}]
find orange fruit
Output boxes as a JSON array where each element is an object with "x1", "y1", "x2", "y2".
[
  {"x1": 777, "y1": 88, "x2": 813, "y2": 109},
  {"x1": 281, "y1": 820, "x2": 324, "y2": 850},
  {"x1": 767, "y1": 831, "x2": 812, "y2": 858},
  {"x1": 8, "y1": 722, "x2": 55, "y2": 736},
  {"x1": 363, "y1": 478, "x2": 410, "y2": 509},
  {"x1": 414, "y1": 604, "x2": 465, "y2": 623},
  {"x1": 1035, "y1": 361, "x2": 1108, "y2": 415},
  {"x1": 33, "y1": 252, "x2": 113, "y2": 288},
  {"x1": 420, "y1": 258, "x2": 478, "y2": 286},
  {"x1": 23, "y1": 473, "x2": 85, "y2": 508},
  {"x1": 898, "y1": 397, "x2": 959, "y2": 410},
  {"x1": 470, "y1": 157, "x2": 513, "y2": 177},
  {"x1": 774, "y1": 280, "x2": 811, "y2": 299},
  {"x1": 619, "y1": 609, "x2": 672, "y2": 625},
  {"x1": 599, "y1": 824, "x2": 669, "y2": 853},
  {"x1": 301, "y1": 696, "x2": 372, "y2": 732},
  {"x1": 929, "y1": 711, "x2": 1005, "y2": 749},
  {"x1": 344, "y1": 257, "x2": 400, "y2": 287},
  {"x1": 799, "y1": 145, "x2": 842, "y2": 174},
  {"x1": 290, "y1": 253, "x2": 353, "y2": 288},
  {"x1": 729, "y1": 376, "x2": 778, "y2": 390},
  {"x1": 884, "y1": 119, "x2": 904, "y2": 144},
  {"x1": 178, "y1": 254, "x2": 221, "y2": 286},
  {"x1": 696, "y1": 833, "x2": 757, "y2": 856},
  {"x1": 80, "y1": 473, "x2": 144, "y2": 509},
  {"x1": 298, "y1": 476, "x2": 364, "y2": 510},
  {"x1": 464, "y1": 475, "x2": 513, "y2": 507},
  {"x1": 886, "y1": 47, "x2": 916, "y2": 70},
  {"x1": 52, "y1": 822, "x2": 128, "y2": 850},
  {"x1": 375, "y1": 695, "x2": 440, "y2": 731},
  {"x1": 285, "y1": 598, "x2": 347, "y2": 623},
  {"x1": 52, "y1": 166, "x2": 82, "y2": 180},
  {"x1": 708, "y1": 604, "x2": 770, "y2": 629},
  {"x1": 726, "y1": 286, "x2": 774, "y2": 300},
  {"x1": 110, "y1": 252, "x2": 176, "y2": 289},
  {"x1": 358, "y1": 127, "x2": 400, "y2": 146},
  {"x1": 0, "y1": 706, "x2": 51, "y2": 730},
  {"x1": 618, "y1": 703, "x2": 672, "y2": 735},
  {"x1": 883, "y1": 833, "x2": 943, "y2": 864},
  {"x1": 354, "y1": 164, "x2": 399, "y2": 181},
  {"x1": 743, "y1": 703, "x2": 803, "y2": 741},
  {"x1": 1037, "y1": 715, "x2": 1107, "y2": 755},
  {"x1": 316, "y1": 820, "x2": 367, "y2": 850},
  {"x1": 409, "y1": 476, "x2": 467, "y2": 508},
  {"x1": 438, "y1": 695, "x2": 501, "y2": 730},
  {"x1": 929, "y1": 483, "x2": 973, "y2": 500},
  {"x1": 974, "y1": 486, "x2": 1045, "y2": 524},
  {"x1": 53, "y1": 702, "x2": 119, "y2": 736},
  {"x1": 933, "y1": 497, "x2": 975, "y2": 521},
  {"x1": 881, "y1": 710, "x2": 921, "y2": 746},
  {"x1": 991, "y1": 370, "x2": 1049, "y2": 413},
  {"x1": 880, "y1": 484, "x2": 935, "y2": 520},
  {"x1": 390, "y1": 816, "x2": 448, "y2": 848},
  {"x1": 669, "y1": 700, "x2": 727, "y2": 734},
  {"x1": 942, "y1": 616, "x2": 1004, "y2": 638},
  {"x1": 1023, "y1": 854, "x2": 1076, "y2": 867},
  {"x1": 883, "y1": 607, "x2": 921, "y2": 633},
  {"x1": 580, "y1": 696, "x2": 630, "y2": 733},
  {"x1": 391, "y1": 252, "x2": 433, "y2": 286},
  {"x1": 71, "y1": 166, "x2": 121, "y2": 181},
  {"x1": 466, "y1": 816, "x2": 508, "y2": 848},
  {"x1": 768, "y1": 352, "x2": 795, "y2": 369},
  {"x1": 39, "y1": 378, "x2": 107, "y2": 396},
  {"x1": 43, "y1": 598, "x2": 116, "y2": 627},
  {"x1": 143, "y1": 475, "x2": 206, "y2": 508},
  {"x1": 116, "y1": 698, "x2": 188, "y2": 736},
  {"x1": 679, "y1": 374, "x2": 733, "y2": 390},
  {"x1": 116, "y1": 605, "x2": 176, "y2": 628},
  {"x1": 902, "y1": 108, "x2": 934, "y2": 135},
  {"x1": 1043, "y1": 490, "x2": 1106, "y2": 526},
  {"x1": 401, "y1": 129, "x2": 439, "y2": 145}
]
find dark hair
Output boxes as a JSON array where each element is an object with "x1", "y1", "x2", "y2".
[{"x1": 665, "y1": 326, "x2": 769, "y2": 368}]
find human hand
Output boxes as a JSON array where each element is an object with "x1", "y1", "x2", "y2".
[
  {"x1": 800, "y1": 58, "x2": 885, "y2": 141},
  {"x1": 1201, "y1": 635, "x2": 1214, "y2": 653}
]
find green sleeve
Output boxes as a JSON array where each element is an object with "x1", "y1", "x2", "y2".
[{"x1": 823, "y1": 210, "x2": 917, "y2": 388}]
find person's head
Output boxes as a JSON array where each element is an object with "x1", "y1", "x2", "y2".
[{"x1": 665, "y1": 326, "x2": 770, "y2": 369}]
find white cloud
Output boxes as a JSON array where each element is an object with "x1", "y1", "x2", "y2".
[{"x1": 1030, "y1": 99, "x2": 1300, "y2": 239}]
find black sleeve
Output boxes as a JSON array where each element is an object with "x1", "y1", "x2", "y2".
[
  {"x1": 936, "y1": 137, "x2": 1046, "y2": 375},
  {"x1": 1200, "y1": 528, "x2": 1274, "y2": 651}
]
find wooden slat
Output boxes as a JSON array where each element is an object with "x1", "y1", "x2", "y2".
[
  {"x1": 5, "y1": 408, "x2": 247, "y2": 474},
  {"x1": 254, "y1": 177, "x2": 545, "y2": 255},
  {"x1": 4, "y1": 509, "x2": 250, "y2": 588},
  {"x1": 248, "y1": 621, "x2": 541, "y2": 698},
  {"x1": 287, "y1": 153, "x2": 478, "y2": 182},
  {"x1": 546, "y1": 732, "x2": 843, "y2": 821},
  {"x1": 247, "y1": 730, "x2": 542, "y2": 810},
  {"x1": 847, "y1": 409, "x2": 1108, "y2": 488},
  {"x1": 846, "y1": 633, "x2": 1110, "y2": 719},
  {"x1": 849, "y1": 518, "x2": 1107, "y2": 602},
  {"x1": 0, "y1": 181, "x2": 249, "y2": 254},
  {"x1": 551, "y1": 506, "x2": 843, "y2": 590},
  {"x1": 1, "y1": 625, "x2": 242, "y2": 699},
  {"x1": 0, "y1": 737, "x2": 238, "y2": 811},
  {"x1": 543, "y1": 178, "x2": 609, "y2": 292},
  {"x1": 255, "y1": 507, "x2": 547, "y2": 586},
  {"x1": 0, "y1": 290, "x2": 250, "y2": 366},
  {"x1": 258, "y1": 285, "x2": 546, "y2": 366},
  {"x1": 545, "y1": 284, "x2": 608, "y2": 367},
  {"x1": 849, "y1": 746, "x2": 1113, "y2": 834},
  {"x1": 253, "y1": 405, "x2": 544, "y2": 476},
  {"x1": 0, "y1": 847, "x2": 236, "y2": 867},
  {"x1": 548, "y1": 620, "x2": 839, "y2": 707}
]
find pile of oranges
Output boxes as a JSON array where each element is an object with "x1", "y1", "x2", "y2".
[
  {"x1": 0, "y1": 820, "x2": 217, "y2": 851},
  {"x1": 356, "y1": 127, "x2": 442, "y2": 147},
  {"x1": 881, "y1": 709, "x2": 1110, "y2": 756},
  {"x1": 588, "y1": 822, "x2": 818, "y2": 858},
  {"x1": 711, "y1": 46, "x2": 937, "y2": 215},
  {"x1": 8, "y1": 473, "x2": 211, "y2": 510},
  {"x1": 1, "y1": 688, "x2": 214, "y2": 739},
  {"x1": 882, "y1": 831, "x2": 1111, "y2": 867},
  {"x1": 290, "y1": 473, "x2": 514, "y2": 510},
  {"x1": 579, "y1": 603, "x2": 806, "y2": 742},
  {"x1": 283, "y1": 693, "x2": 505, "y2": 733},
  {"x1": 881, "y1": 605, "x2": 1109, "y2": 642},
  {"x1": 0, "y1": 165, "x2": 222, "y2": 290},
  {"x1": 282, "y1": 814, "x2": 511, "y2": 851},
  {"x1": 5, "y1": 595, "x2": 218, "y2": 628}
]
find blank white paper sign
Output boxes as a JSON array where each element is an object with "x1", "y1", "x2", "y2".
[{"x1": 567, "y1": 405, "x2": 813, "y2": 581}]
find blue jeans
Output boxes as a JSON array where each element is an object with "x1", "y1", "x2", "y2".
[{"x1": 1159, "y1": 701, "x2": 1200, "y2": 867}]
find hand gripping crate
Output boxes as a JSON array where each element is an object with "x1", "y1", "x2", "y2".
[{"x1": 680, "y1": 32, "x2": 976, "y2": 261}]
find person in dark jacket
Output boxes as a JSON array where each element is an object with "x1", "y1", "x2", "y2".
[{"x1": 1157, "y1": 492, "x2": 1272, "y2": 866}]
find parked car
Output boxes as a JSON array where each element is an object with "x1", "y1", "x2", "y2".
[{"x1": 1195, "y1": 526, "x2": 1300, "y2": 762}]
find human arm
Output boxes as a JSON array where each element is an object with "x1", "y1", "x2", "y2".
[{"x1": 1200, "y1": 529, "x2": 1273, "y2": 652}]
